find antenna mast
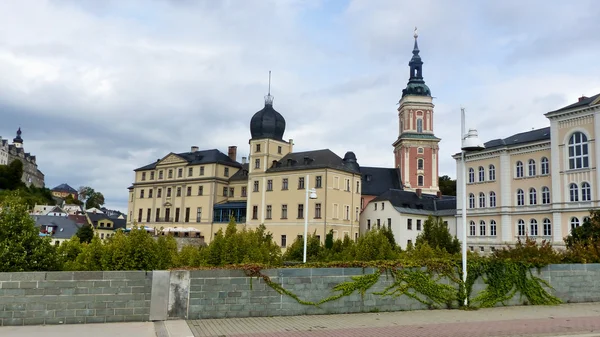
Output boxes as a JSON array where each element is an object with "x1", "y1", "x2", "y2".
[{"x1": 264, "y1": 70, "x2": 274, "y2": 105}]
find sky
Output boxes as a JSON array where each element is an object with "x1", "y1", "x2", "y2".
[{"x1": 1, "y1": 0, "x2": 599, "y2": 212}]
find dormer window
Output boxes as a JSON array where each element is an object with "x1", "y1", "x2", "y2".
[{"x1": 366, "y1": 175, "x2": 372, "y2": 182}]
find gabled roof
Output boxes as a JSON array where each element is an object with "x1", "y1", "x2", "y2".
[
  {"x1": 229, "y1": 163, "x2": 249, "y2": 182},
  {"x1": 360, "y1": 167, "x2": 402, "y2": 196},
  {"x1": 265, "y1": 149, "x2": 361, "y2": 174},
  {"x1": 33, "y1": 215, "x2": 80, "y2": 239},
  {"x1": 547, "y1": 93, "x2": 600, "y2": 114},
  {"x1": 87, "y1": 211, "x2": 111, "y2": 223},
  {"x1": 135, "y1": 149, "x2": 242, "y2": 171},
  {"x1": 371, "y1": 189, "x2": 456, "y2": 216},
  {"x1": 52, "y1": 183, "x2": 77, "y2": 193},
  {"x1": 68, "y1": 214, "x2": 89, "y2": 226}
]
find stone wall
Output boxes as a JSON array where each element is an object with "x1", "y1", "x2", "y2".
[
  {"x1": 1, "y1": 264, "x2": 599, "y2": 326},
  {"x1": 0, "y1": 271, "x2": 152, "y2": 326}
]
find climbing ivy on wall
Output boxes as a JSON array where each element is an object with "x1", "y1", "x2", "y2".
[{"x1": 240, "y1": 258, "x2": 561, "y2": 310}]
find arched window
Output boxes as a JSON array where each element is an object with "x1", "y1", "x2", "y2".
[
  {"x1": 543, "y1": 218, "x2": 552, "y2": 236},
  {"x1": 469, "y1": 193, "x2": 475, "y2": 208},
  {"x1": 528, "y1": 159, "x2": 536, "y2": 176},
  {"x1": 530, "y1": 219, "x2": 538, "y2": 236},
  {"x1": 541, "y1": 157, "x2": 549, "y2": 175},
  {"x1": 516, "y1": 161, "x2": 524, "y2": 178},
  {"x1": 417, "y1": 147, "x2": 424, "y2": 154},
  {"x1": 570, "y1": 217, "x2": 580, "y2": 231},
  {"x1": 529, "y1": 188, "x2": 537, "y2": 205},
  {"x1": 469, "y1": 221, "x2": 476, "y2": 236},
  {"x1": 478, "y1": 166, "x2": 485, "y2": 182},
  {"x1": 542, "y1": 187, "x2": 550, "y2": 204},
  {"x1": 569, "y1": 183, "x2": 579, "y2": 202},
  {"x1": 479, "y1": 220, "x2": 486, "y2": 236},
  {"x1": 479, "y1": 192, "x2": 486, "y2": 208},
  {"x1": 490, "y1": 220, "x2": 497, "y2": 236},
  {"x1": 516, "y1": 189, "x2": 524, "y2": 206},
  {"x1": 489, "y1": 164, "x2": 496, "y2": 181},
  {"x1": 489, "y1": 191, "x2": 496, "y2": 207},
  {"x1": 417, "y1": 175, "x2": 424, "y2": 186},
  {"x1": 417, "y1": 119, "x2": 423, "y2": 133},
  {"x1": 417, "y1": 158, "x2": 424, "y2": 170},
  {"x1": 581, "y1": 182, "x2": 591, "y2": 201},
  {"x1": 517, "y1": 219, "x2": 525, "y2": 236},
  {"x1": 468, "y1": 168, "x2": 475, "y2": 183},
  {"x1": 583, "y1": 216, "x2": 591, "y2": 224},
  {"x1": 568, "y1": 132, "x2": 589, "y2": 169}
]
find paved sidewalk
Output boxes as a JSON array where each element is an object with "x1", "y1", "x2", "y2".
[
  {"x1": 187, "y1": 302, "x2": 600, "y2": 337},
  {"x1": 0, "y1": 320, "x2": 194, "y2": 337}
]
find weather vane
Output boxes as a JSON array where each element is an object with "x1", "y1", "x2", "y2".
[{"x1": 414, "y1": 26, "x2": 418, "y2": 39}]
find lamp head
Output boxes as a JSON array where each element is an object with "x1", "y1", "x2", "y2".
[
  {"x1": 462, "y1": 128, "x2": 485, "y2": 151},
  {"x1": 309, "y1": 188, "x2": 318, "y2": 199}
]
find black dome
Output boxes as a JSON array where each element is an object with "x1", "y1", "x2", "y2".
[{"x1": 250, "y1": 98, "x2": 286, "y2": 141}]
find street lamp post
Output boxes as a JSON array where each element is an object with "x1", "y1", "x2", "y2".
[
  {"x1": 303, "y1": 174, "x2": 318, "y2": 263},
  {"x1": 460, "y1": 107, "x2": 485, "y2": 306}
]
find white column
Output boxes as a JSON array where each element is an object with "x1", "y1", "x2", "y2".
[
  {"x1": 431, "y1": 149, "x2": 438, "y2": 189},
  {"x1": 499, "y1": 151, "x2": 512, "y2": 242},
  {"x1": 260, "y1": 176, "x2": 266, "y2": 223},
  {"x1": 549, "y1": 119, "x2": 563, "y2": 241},
  {"x1": 594, "y1": 112, "x2": 600, "y2": 201}
]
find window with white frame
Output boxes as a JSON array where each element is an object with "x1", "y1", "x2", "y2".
[
  {"x1": 469, "y1": 221, "x2": 476, "y2": 236},
  {"x1": 417, "y1": 158, "x2": 424, "y2": 170},
  {"x1": 516, "y1": 161, "x2": 524, "y2": 178},
  {"x1": 543, "y1": 218, "x2": 551, "y2": 236},
  {"x1": 569, "y1": 183, "x2": 579, "y2": 202},
  {"x1": 417, "y1": 175, "x2": 424, "y2": 186},
  {"x1": 468, "y1": 168, "x2": 475, "y2": 183},
  {"x1": 542, "y1": 186, "x2": 550, "y2": 204},
  {"x1": 479, "y1": 220, "x2": 486, "y2": 236},
  {"x1": 478, "y1": 166, "x2": 485, "y2": 182},
  {"x1": 489, "y1": 191, "x2": 496, "y2": 207},
  {"x1": 417, "y1": 147, "x2": 424, "y2": 154},
  {"x1": 417, "y1": 118, "x2": 423, "y2": 133},
  {"x1": 570, "y1": 217, "x2": 580, "y2": 231},
  {"x1": 517, "y1": 219, "x2": 525, "y2": 236},
  {"x1": 490, "y1": 220, "x2": 497, "y2": 236},
  {"x1": 582, "y1": 182, "x2": 591, "y2": 201},
  {"x1": 528, "y1": 159, "x2": 536, "y2": 176},
  {"x1": 530, "y1": 219, "x2": 538, "y2": 236},
  {"x1": 469, "y1": 193, "x2": 475, "y2": 208},
  {"x1": 568, "y1": 132, "x2": 589, "y2": 170},
  {"x1": 479, "y1": 192, "x2": 485, "y2": 208},
  {"x1": 583, "y1": 216, "x2": 591, "y2": 224},
  {"x1": 529, "y1": 188, "x2": 537, "y2": 205},
  {"x1": 489, "y1": 164, "x2": 496, "y2": 181},
  {"x1": 541, "y1": 157, "x2": 549, "y2": 175},
  {"x1": 516, "y1": 189, "x2": 524, "y2": 206}
]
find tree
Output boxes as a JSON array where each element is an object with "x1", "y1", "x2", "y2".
[
  {"x1": 78, "y1": 186, "x2": 105, "y2": 209},
  {"x1": 65, "y1": 194, "x2": 83, "y2": 206},
  {"x1": 564, "y1": 210, "x2": 600, "y2": 260},
  {"x1": 438, "y1": 175, "x2": 456, "y2": 196},
  {"x1": 0, "y1": 192, "x2": 61, "y2": 272},
  {"x1": 76, "y1": 224, "x2": 95, "y2": 243},
  {"x1": 0, "y1": 160, "x2": 25, "y2": 190},
  {"x1": 415, "y1": 216, "x2": 460, "y2": 254},
  {"x1": 282, "y1": 232, "x2": 323, "y2": 262}
]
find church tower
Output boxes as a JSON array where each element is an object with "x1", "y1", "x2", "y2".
[{"x1": 392, "y1": 29, "x2": 440, "y2": 194}]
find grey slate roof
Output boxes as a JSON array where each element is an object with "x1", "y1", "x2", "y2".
[
  {"x1": 360, "y1": 167, "x2": 402, "y2": 196},
  {"x1": 52, "y1": 183, "x2": 77, "y2": 193},
  {"x1": 463, "y1": 127, "x2": 551, "y2": 154},
  {"x1": 265, "y1": 149, "x2": 361, "y2": 174},
  {"x1": 112, "y1": 218, "x2": 127, "y2": 230},
  {"x1": 229, "y1": 163, "x2": 249, "y2": 182},
  {"x1": 372, "y1": 189, "x2": 456, "y2": 216},
  {"x1": 135, "y1": 149, "x2": 242, "y2": 171},
  {"x1": 548, "y1": 93, "x2": 600, "y2": 113},
  {"x1": 33, "y1": 215, "x2": 80, "y2": 240}
]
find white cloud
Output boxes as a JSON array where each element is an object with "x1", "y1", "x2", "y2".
[{"x1": 0, "y1": 0, "x2": 599, "y2": 212}]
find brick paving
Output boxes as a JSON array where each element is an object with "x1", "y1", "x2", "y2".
[{"x1": 187, "y1": 303, "x2": 600, "y2": 337}]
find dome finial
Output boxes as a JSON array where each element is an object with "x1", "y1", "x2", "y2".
[{"x1": 264, "y1": 70, "x2": 274, "y2": 106}]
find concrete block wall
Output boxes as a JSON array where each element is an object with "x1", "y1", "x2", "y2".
[
  {"x1": 0, "y1": 271, "x2": 152, "y2": 326},
  {"x1": 1, "y1": 264, "x2": 599, "y2": 325}
]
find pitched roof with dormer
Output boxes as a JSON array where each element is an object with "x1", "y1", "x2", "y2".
[
  {"x1": 372, "y1": 189, "x2": 456, "y2": 216},
  {"x1": 265, "y1": 149, "x2": 361, "y2": 175},
  {"x1": 134, "y1": 149, "x2": 242, "y2": 171}
]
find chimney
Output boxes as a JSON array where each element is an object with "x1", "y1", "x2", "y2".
[
  {"x1": 579, "y1": 96, "x2": 588, "y2": 102},
  {"x1": 242, "y1": 156, "x2": 247, "y2": 164},
  {"x1": 191, "y1": 146, "x2": 199, "y2": 153},
  {"x1": 436, "y1": 190, "x2": 442, "y2": 199},
  {"x1": 289, "y1": 138, "x2": 294, "y2": 152},
  {"x1": 228, "y1": 146, "x2": 237, "y2": 161},
  {"x1": 416, "y1": 188, "x2": 422, "y2": 198}
]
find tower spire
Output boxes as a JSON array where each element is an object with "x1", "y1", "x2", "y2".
[
  {"x1": 264, "y1": 70, "x2": 274, "y2": 106},
  {"x1": 401, "y1": 27, "x2": 430, "y2": 98}
]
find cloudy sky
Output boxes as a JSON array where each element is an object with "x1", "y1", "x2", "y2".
[{"x1": 1, "y1": 0, "x2": 599, "y2": 212}]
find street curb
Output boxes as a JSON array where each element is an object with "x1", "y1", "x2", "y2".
[{"x1": 155, "y1": 320, "x2": 195, "y2": 337}]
